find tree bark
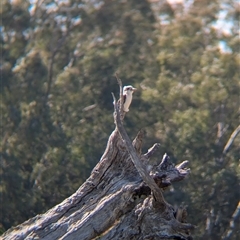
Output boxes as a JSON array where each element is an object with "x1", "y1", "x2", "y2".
[{"x1": 2, "y1": 80, "x2": 194, "y2": 240}]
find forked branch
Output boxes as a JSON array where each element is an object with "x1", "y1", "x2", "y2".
[{"x1": 112, "y1": 80, "x2": 166, "y2": 209}]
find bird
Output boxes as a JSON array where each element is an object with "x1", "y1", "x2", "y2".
[{"x1": 122, "y1": 85, "x2": 137, "y2": 112}]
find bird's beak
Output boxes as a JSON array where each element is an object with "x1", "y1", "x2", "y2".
[{"x1": 132, "y1": 88, "x2": 137, "y2": 92}]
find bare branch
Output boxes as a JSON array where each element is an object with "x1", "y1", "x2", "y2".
[
  {"x1": 151, "y1": 155, "x2": 190, "y2": 188},
  {"x1": 176, "y1": 160, "x2": 189, "y2": 169},
  {"x1": 157, "y1": 153, "x2": 174, "y2": 171},
  {"x1": 115, "y1": 73, "x2": 124, "y2": 118},
  {"x1": 205, "y1": 208, "x2": 215, "y2": 236},
  {"x1": 143, "y1": 143, "x2": 161, "y2": 159},
  {"x1": 132, "y1": 129, "x2": 145, "y2": 155},
  {"x1": 223, "y1": 125, "x2": 240, "y2": 155},
  {"x1": 112, "y1": 89, "x2": 166, "y2": 208},
  {"x1": 222, "y1": 201, "x2": 240, "y2": 240}
]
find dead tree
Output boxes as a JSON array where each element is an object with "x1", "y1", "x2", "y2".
[{"x1": 2, "y1": 78, "x2": 194, "y2": 240}]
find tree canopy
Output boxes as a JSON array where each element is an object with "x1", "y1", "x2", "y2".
[{"x1": 1, "y1": 0, "x2": 239, "y2": 239}]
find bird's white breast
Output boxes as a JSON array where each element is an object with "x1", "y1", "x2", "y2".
[{"x1": 123, "y1": 93, "x2": 133, "y2": 112}]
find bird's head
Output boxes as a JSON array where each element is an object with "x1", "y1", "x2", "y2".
[{"x1": 123, "y1": 85, "x2": 137, "y2": 94}]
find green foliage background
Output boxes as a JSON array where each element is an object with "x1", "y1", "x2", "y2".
[{"x1": 1, "y1": 0, "x2": 239, "y2": 239}]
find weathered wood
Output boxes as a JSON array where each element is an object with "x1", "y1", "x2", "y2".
[
  {"x1": 2, "y1": 80, "x2": 194, "y2": 240},
  {"x1": 112, "y1": 90, "x2": 166, "y2": 208}
]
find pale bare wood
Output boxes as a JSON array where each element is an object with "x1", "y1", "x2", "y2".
[
  {"x1": 223, "y1": 125, "x2": 240, "y2": 155},
  {"x1": 2, "y1": 78, "x2": 194, "y2": 240},
  {"x1": 222, "y1": 201, "x2": 240, "y2": 240}
]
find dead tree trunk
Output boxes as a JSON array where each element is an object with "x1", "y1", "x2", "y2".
[{"x1": 2, "y1": 79, "x2": 194, "y2": 240}]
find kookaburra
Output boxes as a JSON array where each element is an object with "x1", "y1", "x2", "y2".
[{"x1": 122, "y1": 85, "x2": 137, "y2": 112}]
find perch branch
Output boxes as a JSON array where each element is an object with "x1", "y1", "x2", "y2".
[
  {"x1": 115, "y1": 73, "x2": 124, "y2": 119},
  {"x1": 112, "y1": 91, "x2": 166, "y2": 209}
]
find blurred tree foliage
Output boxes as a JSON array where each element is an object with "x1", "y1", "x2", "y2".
[{"x1": 0, "y1": 0, "x2": 239, "y2": 239}]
